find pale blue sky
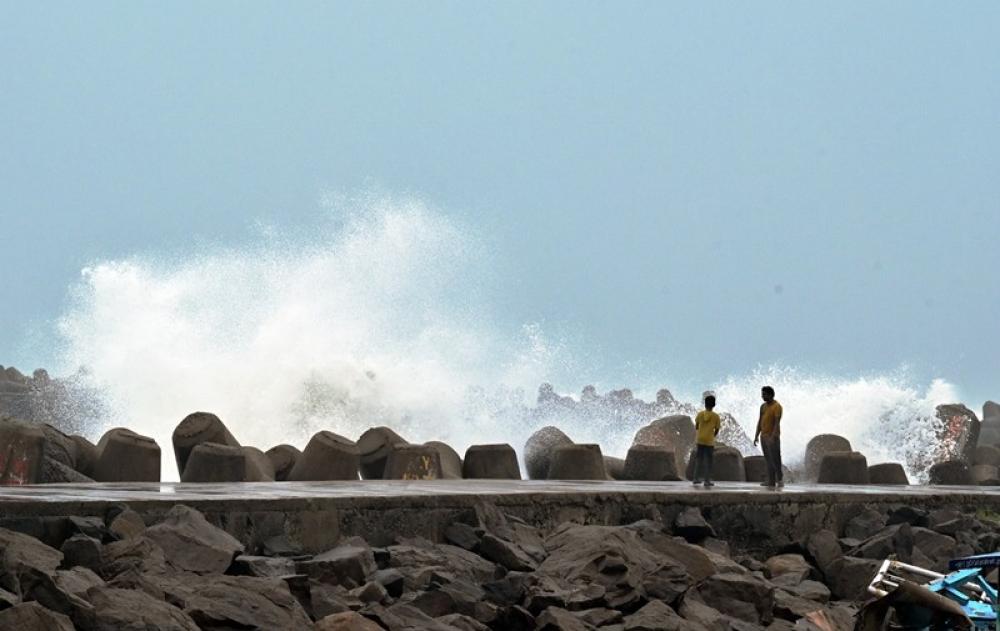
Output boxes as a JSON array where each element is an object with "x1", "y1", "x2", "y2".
[{"x1": 1, "y1": 2, "x2": 998, "y2": 403}]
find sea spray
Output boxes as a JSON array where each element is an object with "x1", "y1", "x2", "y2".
[{"x1": 52, "y1": 195, "x2": 960, "y2": 481}]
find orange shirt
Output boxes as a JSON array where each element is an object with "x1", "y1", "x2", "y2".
[{"x1": 759, "y1": 401, "x2": 783, "y2": 436}]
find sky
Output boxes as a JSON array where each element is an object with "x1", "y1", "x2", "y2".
[{"x1": 1, "y1": 2, "x2": 998, "y2": 405}]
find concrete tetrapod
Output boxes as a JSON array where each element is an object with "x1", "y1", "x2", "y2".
[
  {"x1": 181, "y1": 443, "x2": 246, "y2": 483},
  {"x1": 265, "y1": 444, "x2": 301, "y2": 482},
  {"x1": 622, "y1": 444, "x2": 680, "y2": 481},
  {"x1": 867, "y1": 463, "x2": 909, "y2": 485},
  {"x1": 462, "y1": 444, "x2": 520, "y2": 479},
  {"x1": 383, "y1": 444, "x2": 442, "y2": 480},
  {"x1": 804, "y1": 434, "x2": 852, "y2": 482},
  {"x1": 632, "y1": 415, "x2": 696, "y2": 468},
  {"x1": 93, "y1": 428, "x2": 161, "y2": 483},
  {"x1": 971, "y1": 464, "x2": 1000, "y2": 486},
  {"x1": 684, "y1": 445, "x2": 745, "y2": 482},
  {"x1": 973, "y1": 445, "x2": 1000, "y2": 467},
  {"x1": 287, "y1": 431, "x2": 360, "y2": 481},
  {"x1": 524, "y1": 426, "x2": 573, "y2": 480},
  {"x1": 241, "y1": 447, "x2": 276, "y2": 481},
  {"x1": 172, "y1": 412, "x2": 240, "y2": 478},
  {"x1": 928, "y1": 460, "x2": 973, "y2": 486},
  {"x1": 604, "y1": 456, "x2": 626, "y2": 480},
  {"x1": 744, "y1": 455, "x2": 767, "y2": 483},
  {"x1": 71, "y1": 435, "x2": 98, "y2": 478},
  {"x1": 357, "y1": 427, "x2": 408, "y2": 480},
  {"x1": 816, "y1": 452, "x2": 869, "y2": 485},
  {"x1": 424, "y1": 441, "x2": 462, "y2": 479},
  {"x1": 547, "y1": 443, "x2": 607, "y2": 480}
]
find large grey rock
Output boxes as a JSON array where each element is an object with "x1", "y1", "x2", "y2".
[
  {"x1": 425, "y1": 441, "x2": 463, "y2": 479},
  {"x1": 154, "y1": 574, "x2": 313, "y2": 629},
  {"x1": 357, "y1": 426, "x2": 408, "y2": 479},
  {"x1": 315, "y1": 611, "x2": 383, "y2": 631},
  {"x1": 845, "y1": 508, "x2": 887, "y2": 540},
  {"x1": 77, "y1": 586, "x2": 199, "y2": 631},
  {"x1": 0, "y1": 602, "x2": 74, "y2": 631},
  {"x1": 868, "y1": 462, "x2": 909, "y2": 484},
  {"x1": 674, "y1": 507, "x2": 715, "y2": 542},
  {"x1": 816, "y1": 451, "x2": 868, "y2": 484},
  {"x1": 985, "y1": 401, "x2": 1000, "y2": 420},
  {"x1": 385, "y1": 538, "x2": 497, "y2": 590},
  {"x1": 92, "y1": 427, "x2": 160, "y2": 482},
  {"x1": 462, "y1": 444, "x2": 520, "y2": 479},
  {"x1": 764, "y1": 554, "x2": 812, "y2": 583},
  {"x1": 805, "y1": 530, "x2": 842, "y2": 576},
  {"x1": 287, "y1": 431, "x2": 359, "y2": 481},
  {"x1": 99, "y1": 536, "x2": 168, "y2": 579},
  {"x1": 384, "y1": 444, "x2": 443, "y2": 479},
  {"x1": 297, "y1": 537, "x2": 376, "y2": 588},
  {"x1": 825, "y1": 556, "x2": 880, "y2": 600},
  {"x1": 0, "y1": 418, "x2": 90, "y2": 484},
  {"x1": 179, "y1": 442, "x2": 246, "y2": 483},
  {"x1": 622, "y1": 444, "x2": 680, "y2": 481},
  {"x1": 264, "y1": 444, "x2": 300, "y2": 481},
  {"x1": 804, "y1": 435, "x2": 852, "y2": 481},
  {"x1": 61, "y1": 534, "x2": 103, "y2": 572},
  {"x1": 690, "y1": 572, "x2": 774, "y2": 624},
  {"x1": 525, "y1": 426, "x2": 574, "y2": 480},
  {"x1": 622, "y1": 599, "x2": 696, "y2": 630},
  {"x1": 928, "y1": 460, "x2": 973, "y2": 485},
  {"x1": 632, "y1": 415, "x2": 695, "y2": 468},
  {"x1": 145, "y1": 505, "x2": 244, "y2": 574},
  {"x1": 547, "y1": 444, "x2": 606, "y2": 480},
  {"x1": 0, "y1": 527, "x2": 64, "y2": 590},
  {"x1": 171, "y1": 411, "x2": 240, "y2": 477}
]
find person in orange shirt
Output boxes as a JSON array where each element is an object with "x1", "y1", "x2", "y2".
[{"x1": 753, "y1": 385, "x2": 784, "y2": 489}]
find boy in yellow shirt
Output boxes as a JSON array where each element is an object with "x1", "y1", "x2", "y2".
[{"x1": 693, "y1": 394, "x2": 721, "y2": 487}]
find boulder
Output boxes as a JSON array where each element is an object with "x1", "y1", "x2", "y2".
[
  {"x1": 107, "y1": 507, "x2": 145, "y2": 540},
  {"x1": 154, "y1": 574, "x2": 312, "y2": 629},
  {"x1": 816, "y1": 451, "x2": 868, "y2": 484},
  {"x1": 0, "y1": 602, "x2": 74, "y2": 631},
  {"x1": 383, "y1": 444, "x2": 443, "y2": 480},
  {"x1": 547, "y1": 444, "x2": 606, "y2": 480},
  {"x1": 78, "y1": 586, "x2": 200, "y2": 630},
  {"x1": 92, "y1": 428, "x2": 160, "y2": 482},
  {"x1": 845, "y1": 508, "x2": 887, "y2": 540},
  {"x1": 536, "y1": 606, "x2": 595, "y2": 630},
  {"x1": 228, "y1": 555, "x2": 296, "y2": 578},
  {"x1": 145, "y1": 505, "x2": 244, "y2": 574},
  {"x1": 240, "y1": 447, "x2": 276, "y2": 481},
  {"x1": 462, "y1": 444, "x2": 520, "y2": 479},
  {"x1": 935, "y1": 403, "x2": 980, "y2": 463},
  {"x1": 425, "y1": 441, "x2": 463, "y2": 479},
  {"x1": 928, "y1": 460, "x2": 973, "y2": 485},
  {"x1": 804, "y1": 435, "x2": 852, "y2": 481},
  {"x1": 71, "y1": 435, "x2": 98, "y2": 478},
  {"x1": 622, "y1": 600, "x2": 691, "y2": 630},
  {"x1": 690, "y1": 572, "x2": 774, "y2": 624},
  {"x1": 825, "y1": 556, "x2": 880, "y2": 600},
  {"x1": 743, "y1": 455, "x2": 767, "y2": 483},
  {"x1": 265, "y1": 444, "x2": 301, "y2": 481},
  {"x1": 357, "y1": 427, "x2": 408, "y2": 479},
  {"x1": 622, "y1": 444, "x2": 680, "y2": 481},
  {"x1": 172, "y1": 411, "x2": 240, "y2": 477},
  {"x1": 673, "y1": 507, "x2": 715, "y2": 543},
  {"x1": 603, "y1": 456, "x2": 626, "y2": 480},
  {"x1": 524, "y1": 426, "x2": 574, "y2": 480},
  {"x1": 479, "y1": 534, "x2": 537, "y2": 572},
  {"x1": 805, "y1": 530, "x2": 843, "y2": 576},
  {"x1": 297, "y1": 537, "x2": 376, "y2": 588},
  {"x1": 99, "y1": 536, "x2": 169, "y2": 579},
  {"x1": 287, "y1": 431, "x2": 359, "y2": 481},
  {"x1": 315, "y1": 611, "x2": 383, "y2": 631},
  {"x1": 632, "y1": 415, "x2": 696, "y2": 468},
  {"x1": 765, "y1": 554, "x2": 813, "y2": 583},
  {"x1": 868, "y1": 462, "x2": 909, "y2": 485},
  {"x1": 180, "y1": 443, "x2": 246, "y2": 483},
  {"x1": 61, "y1": 534, "x2": 103, "y2": 572},
  {"x1": 972, "y1": 464, "x2": 1000, "y2": 485}
]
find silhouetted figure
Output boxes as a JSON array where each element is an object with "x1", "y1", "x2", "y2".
[
  {"x1": 692, "y1": 394, "x2": 721, "y2": 487},
  {"x1": 753, "y1": 385, "x2": 784, "y2": 489}
]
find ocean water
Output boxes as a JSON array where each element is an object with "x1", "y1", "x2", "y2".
[{"x1": 51, "y1": 195, "x2": 961, "y2": 481}]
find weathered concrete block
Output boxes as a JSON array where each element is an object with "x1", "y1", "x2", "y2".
[
  {"x1": 868, "y1": 463, "x2": 909, "y2": 485},
  {"x1": 744, "y1": 455, "x2": 767, "y2": 483},
  {"x1": 172, "y1": 412, "x2": 240, "y2": 477},
  {"x1": 71, "y1": 435, "x2": 98, "y2": 478},
  {"x1": 288, "y1": 431, "x2": 359, "y2": 481},
  {"x1": 181, "y1": 443, "x2": 245, "y2": 483},
  {"x1": 265, "y1": 444, "x2": 301, "y2": 481},
  {"x1": 93, "y1": 428, "x2": 161, "y2": 482},
  {"x1": 632, "y1": 415, "x2": 696, "y2": 468},
  {"x1": 928, "y1": 460, "x2": 973, "y2": 486},
  {"x1": 980, "y1": 419, "x2": 1000, "y2": 449},
  {"x1": 524, "y1": 426, "x2": 573, "y2": 480},
  {"x1": 547, "y1": 444, "x2": 606, "y2": 480},
  {"x1": 971, "y1": 464, "x2": 1000, "y2": 486},
  {"x1": 805, "y1": 435, "x2": 852, "y2": 481},
  {"x1": 0, "y1": 419, "x2": 45, "y2": 485},
  {"x1": 357, "y1": 427, "x2": 408, "y2": 480},
  {"x1": 936, "y1": 404, "x2": 980, "y2": 463},
  {"x1": 973, "y1": 445, "x2": 1000, "y2": 467},
  {"x1": 424, "y1": 441, "x2": 462, "y2": 479},
  {"x1": 623, "y1": 444, "x2": 680, "y2": 481},
  {"x1": 714, "y1": 446, "x2": 746, "y2": 481},
  {"x1": 816, "y1": 452, "x2": 868, "y2": 485},
  {"x1": 241, "y1": 447, "x2": 276, "y2": 482},
  {"x1": 462, "y1": 444, "x2": 520, "y2": 479},
  {"x1": 383, "y1": 444, "x2": 442, "y2": 480},
  {"x1": 603, "y1": 456, "x2": 626, "y2": 480}
]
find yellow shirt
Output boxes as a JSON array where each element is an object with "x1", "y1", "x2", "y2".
[
  {"x1": 759, "y1": 401, "x2": 783, "y2": 437},
  {"x1": 695, "y1": 410, "x2": 721, "y2": 446}
]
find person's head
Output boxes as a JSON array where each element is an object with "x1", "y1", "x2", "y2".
[
  {"x1": 761, "y1": 386, "x2": 775, "y2": 403},
  {"x1": 704, "y1": 395, "x2": 716, "y2": 410}
]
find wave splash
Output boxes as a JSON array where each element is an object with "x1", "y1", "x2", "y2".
[{"x1": 52, "y1": 195, "x2": 961, "y2": 481}]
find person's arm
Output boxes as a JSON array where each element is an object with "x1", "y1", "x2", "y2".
[
  {"x1": 773, "y1": 404, "x2": 782, "y2": 433},
  {"x1": 753, "y1": 405, "x2": 763, "y2": 445},
  {"x1": 713, "y1": 414, "x2": 720, "y2": 437}
]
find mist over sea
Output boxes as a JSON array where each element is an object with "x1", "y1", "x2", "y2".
[{"x1": 47, "y1": 194, "x2": 961, "y2": 481}]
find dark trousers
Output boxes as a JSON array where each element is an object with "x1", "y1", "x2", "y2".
[
  {"x1": 760, "y1": 434, "x2": 783, "y2": 485},
  {"x1": 693, "y1": 444, "x2": 714, "y2": 482}
]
